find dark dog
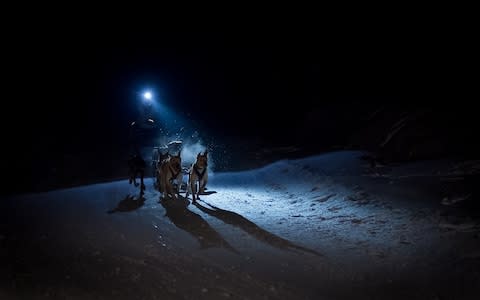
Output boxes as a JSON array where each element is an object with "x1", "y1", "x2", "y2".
[
  {"x1": 128, "y1": 154, "x2": 146, "y2": 191},
  {"x1": 155, "y1": 151, "x2": 171, "y2": 190}
]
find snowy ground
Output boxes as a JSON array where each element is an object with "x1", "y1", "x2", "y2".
[{"x1": 1, "y1": 151, "x2": 479, "y2": 299}]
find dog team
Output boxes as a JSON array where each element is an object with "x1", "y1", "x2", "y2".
[{"x1": 128, "y1": 149, "x2": 209, "y2": 203}]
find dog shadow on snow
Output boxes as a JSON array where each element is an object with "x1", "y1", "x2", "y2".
[
  {"x1": 159, "y1": 196, "x2": 238, "y2": 254},
  {"x1": 107, "y1": 194, "x2": 145, "y2": 214},
  {"x1": 193, "y1": 200, "x2": 322, "y2": 257}
]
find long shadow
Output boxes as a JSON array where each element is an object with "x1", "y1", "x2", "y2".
[
  {"x1": 108, "y1": 194, "x2": 145, "y2": 213},
  {"x1": 159, "y1": 197, "x2": 238, "y2": 254},
  {"x1": 194, "y1": 201, "x2": 322, "y2": 257},
  {"x1": 199, "y1": 191, "x2": 217, "y2": 196}
]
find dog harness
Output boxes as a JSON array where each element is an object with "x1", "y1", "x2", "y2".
[{"x1": 194, "y1": 165, "x2": 207, "y2": 180}]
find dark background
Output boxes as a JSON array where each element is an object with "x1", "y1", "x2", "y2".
[{"x1": 2, "y1": 30, "x2": 476, "y2": 195}]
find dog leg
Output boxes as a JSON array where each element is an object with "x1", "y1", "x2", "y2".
[
  {"x1": 199, "y1": 179, "x2": 207, "y2": 194},
  {"x1": 199, "y1": 171, "x2": 208, "y2": 194},
  {"x1": 175, "y1": 173, "x2": 183, "y2": 198},
  {"x1": 140, "y1": 171, "x2": 145, "y2": 191},
  {"x1": 156, "y1": 169, "x2": 162, "y2": 191},
  {"x1": 196, "y1": 181, "x2": 201, "y2": 200},
  {"x1": 166, "y1": 180, "x2": 177, "y2": 200},
  {"x1": 159, "y1": 176, "x2": 166, "y2": 198},
  {"x1": 128, "y1": 168, "x2": 134, "y2": 185},
  {"x1": 185, "y1": 173, "x2": 192, "y2": 199},
  {"x1": 185, "y1": 182, "x2": 190, "y2": 199},
  {"x1": 190, "y1": 180, "x2": 197, "y2": 203}
]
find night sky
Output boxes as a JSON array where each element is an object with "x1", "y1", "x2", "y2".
[
  {"x1": 9, "y1": 32, "x2": 406, "y2": 131},
  {"x1": 2, "y1": 30, "x2": 473, "y2": 194}
]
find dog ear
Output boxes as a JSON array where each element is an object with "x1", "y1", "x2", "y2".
[{"x1": 204, "y1": 150, "x2": 208, "y2": 156}]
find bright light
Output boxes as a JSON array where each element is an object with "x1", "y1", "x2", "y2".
[{"x1": 143, "y1": 91, "x2": 152, "y2": 100}]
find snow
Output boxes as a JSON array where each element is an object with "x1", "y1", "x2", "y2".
[{"x1": 1, "y1": 150, "x2": 479, "y2": 299}]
